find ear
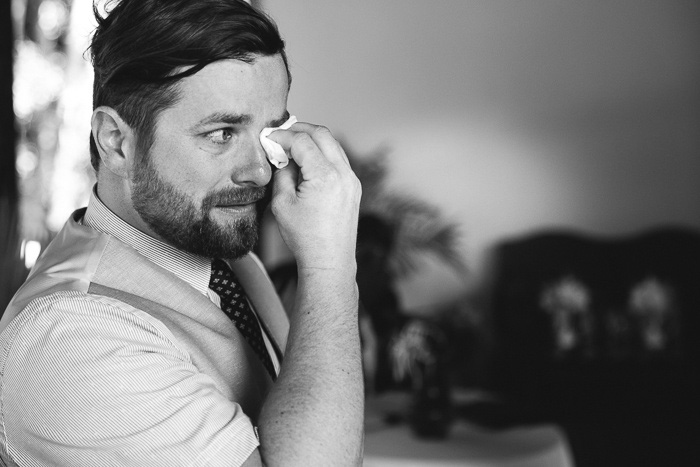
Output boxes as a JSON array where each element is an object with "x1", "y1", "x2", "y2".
[{"x1": 91, "y1": 106, "x2": 136, "y2": 178}]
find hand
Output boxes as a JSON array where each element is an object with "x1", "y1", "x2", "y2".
[{"x1": 267, "y1": 122, "x2": 362, "y2": 271}]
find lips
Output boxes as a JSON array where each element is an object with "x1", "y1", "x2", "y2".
[
  {"x1": 214, "y1": 196, "x2": 262, "y2": 210},
  {"x1": 214, "y1": 195, "x2": 262, "y2": 206},
  {"x1": 205, "y1": 187, "x2": 268, "y2": 210},
  {"x1": 214, "y1": 203, "x2": 256, "y2": 210}
]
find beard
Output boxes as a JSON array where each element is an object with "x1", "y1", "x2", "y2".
[{"x1": 131, "y1": 154, "x2": 270, "y2": 260}]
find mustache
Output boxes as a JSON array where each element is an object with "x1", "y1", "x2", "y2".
[{"x1": 202, "y1": 186, "x2": 270, "y2": 208}]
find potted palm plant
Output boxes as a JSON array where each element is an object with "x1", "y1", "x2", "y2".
[
  {"x1": 347, "y1": 143, "x2": 466, "y2": 438},
  {"x1": 348, "y1": 145, "x2": 466, "y2": 280}
]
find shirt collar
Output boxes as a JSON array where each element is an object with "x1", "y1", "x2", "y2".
[{"x1": 82, "y1": 186, "x2": 212, "y2": 296}]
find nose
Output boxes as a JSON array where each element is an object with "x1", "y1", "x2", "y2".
[{"x1": 231, "y1": 135, "x2": 273, "y2": 187}]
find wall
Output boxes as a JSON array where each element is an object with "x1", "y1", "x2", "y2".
[{"x1": 262, "y1": 0, "x2": 700, "y2": 310}]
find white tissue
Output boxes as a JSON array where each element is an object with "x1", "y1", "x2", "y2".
[{"x1": 260, "y1": 115, "x2": 297, "y2": 168}]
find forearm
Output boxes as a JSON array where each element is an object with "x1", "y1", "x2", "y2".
[
  {"x1": 257, "y1": 266, "x2": 364, "y2": 466},
  {"x1": 257, "y1": 120, "x2": 364, "y2": 465}
]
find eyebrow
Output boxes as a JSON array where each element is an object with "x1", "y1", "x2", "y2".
[
  {"x1": 190, "y1": 110, "x2": 290, "y2": 132},
  {"x1": 269, "y1": 110, "x2": 291, "y2": 128}
]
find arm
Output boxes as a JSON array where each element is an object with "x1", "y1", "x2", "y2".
[{"x1": 248, "y1": 123, "x2": 364, "y2": 466}]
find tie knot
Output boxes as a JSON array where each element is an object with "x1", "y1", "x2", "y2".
[
  {"x1": 210, "y1": 258, "x2": 233, "y2": 283},
  {"x1": 210, "y1": 259, "x2": 243, "y2": 295}
]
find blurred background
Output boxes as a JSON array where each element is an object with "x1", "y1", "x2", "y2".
[
  {"x1": 1, "y1": 0, "x2": 95, "y2": 309},
  {"x1": 259, "y1": 0, "x2": 700, "y2": 308},
  {"x1": 1, "y1": 1, "x2": 699, "y2": 465},
  {"x1": 256, "y1": 4, "x2": 700, "y2": 464}
]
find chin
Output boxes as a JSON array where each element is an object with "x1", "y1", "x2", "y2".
[{"x1": 191, "y1": 216, "x2": 260, "y2": 260}]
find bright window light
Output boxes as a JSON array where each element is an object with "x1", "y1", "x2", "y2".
[{"x1": 21, "y1": 240, "x2": 42, "y2": 269}]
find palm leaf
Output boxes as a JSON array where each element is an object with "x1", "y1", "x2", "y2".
[
  {"x1": 344, "y1": 142, "x2": 467, "y2": 279},
  {"x1": 374, "y1": 194, "x2": 466, "y2": 277}
]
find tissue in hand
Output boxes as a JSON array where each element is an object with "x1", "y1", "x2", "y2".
[{"x1": 259, "y1": 115, "x2": 297, "y2": 168}]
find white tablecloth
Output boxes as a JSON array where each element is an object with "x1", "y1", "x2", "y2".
[{"x1": 363, "y1": 393, "x2": 575, "y2": 467}]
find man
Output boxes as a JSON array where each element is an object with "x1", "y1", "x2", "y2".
[{"x1": 0, "y1": 0, "x2": 363, "y2": 465}]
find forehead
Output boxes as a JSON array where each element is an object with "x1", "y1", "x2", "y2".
[{"x1": 165, "y1": 55, "x2": 290, "y2": 125}]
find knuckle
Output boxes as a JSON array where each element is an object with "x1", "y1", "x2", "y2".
[
  {"x1": 354, "y1": 176, "x2": 363, "y2": 194},
  {"x1": 292, "y1": 131, "x2": 315, "y2": 149},
  {"x1": 313, "y1": 125, "x2": 333, "y2": 138},
  {"x1": 337, "y1": 171, "x2": 362, "y2": 197},
  {"x1": 324, "y1": 168, "x2": 341, "y2": 184},
  {"x1": 353, "y1": 177, "x2": 363, "y2": 201}
]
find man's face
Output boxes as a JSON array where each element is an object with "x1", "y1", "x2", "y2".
[{"x1": 130, "y1": 55, "x2": 290, "y2": 259}]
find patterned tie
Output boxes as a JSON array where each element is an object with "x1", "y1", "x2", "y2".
[{"x1": 209, "y1": 259, "x2": 276, "y2": 379}]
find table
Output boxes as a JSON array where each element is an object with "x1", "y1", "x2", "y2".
[{"x1": 363, "y1": 392, "x2": 575, "y2": 467}]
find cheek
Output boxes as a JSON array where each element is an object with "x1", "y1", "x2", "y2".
[{"x1": 151, "y1": 139, "x2": 220, "y2": 191}]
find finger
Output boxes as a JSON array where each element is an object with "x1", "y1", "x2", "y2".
[
  {"x1": 267, "y1": 128, "x2": 333, "y2": 177},
  {"x1": 289, "y1": 122, "x2": 351, "y2": 168},
  {"x1": 268, "y1": 122, "x2": 350, "y2": 169},
  {"x1": 272, "y1": 160, "x2": 299, "y2": 198}
]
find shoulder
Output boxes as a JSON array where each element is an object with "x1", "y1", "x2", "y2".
[
  {"x1": 1, "y1": 290, "x2": 182, "y2": 355},
  {"x1": 0, "y1": 290, "x2": 259, "y2": 466},
  {"x1": 0, "y1": 290, "x2": 191, "y2": 395}
]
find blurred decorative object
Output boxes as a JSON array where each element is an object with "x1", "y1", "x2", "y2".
[
  {"x1": 12, "y1": 0, "x2": 95, "y2": 247},
  {"x1": 628, "y1": 276, "x2": 678, "y2": 353},
  {"x1": 390, "y1": 319, "x2": 452, "y2": 439},
  {"x1": 1, "y1": 0, "x2": 95, "y2": 314},
  {"x1": 539, "y1": 276, "x2": 593, "y2": 358},
  {"x1": 12, "y1": 40, "x2": 64, "y2": 121},
  {"x1": 13, "y1": 0, "x2": 67, "y2": 246},
  {"x1": 37, "y1": 0, "x2": 69, "y2": 40},
  {"x1": 20, "y1": 239, "x2": 42, "y2": 269},
  {"x1": 46, "y1": 0, "x2": 96, "y2": 230},
  {"x1": 487, "y1": 227, "x2": 700, "y2": 466},
  {"x1": 390, "y1": 320, "x2": 435, "y2": 381},
  {"x1": 540, "y1": 276, "x2": 590, "y2": 313}
]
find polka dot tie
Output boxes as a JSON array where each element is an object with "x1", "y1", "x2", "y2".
[{"x1": 209, "y1": 259, "x2": 276, "y2": 379}]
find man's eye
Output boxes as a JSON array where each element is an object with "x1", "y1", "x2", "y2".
[{"x1": 205, "y1": 129, "x2": 234, "y2": 145}]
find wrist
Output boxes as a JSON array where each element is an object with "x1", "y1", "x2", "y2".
[
  {"x1": 296, "y1": 260, "x2": 357, "y2": 283},
  {"x1": 293, "y1": 243, "x2": 357, "y2": 274}
]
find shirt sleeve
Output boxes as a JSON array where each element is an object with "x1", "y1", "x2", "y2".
[{"x1": 0, "y1": 291, "x2": 259, "y2": 467}]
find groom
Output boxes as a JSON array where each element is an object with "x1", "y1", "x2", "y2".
[{"x1": 0, "y1": 1, "x2": 364, "y2": 466}]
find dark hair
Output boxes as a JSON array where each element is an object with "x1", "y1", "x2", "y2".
[{"x1": 89, "y1": 0, "x2": 289, "y2": 171}]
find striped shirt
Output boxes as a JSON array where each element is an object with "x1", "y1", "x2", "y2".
[{"x1": 0, "y1": 189, "x2": 280, "y2": 467}]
